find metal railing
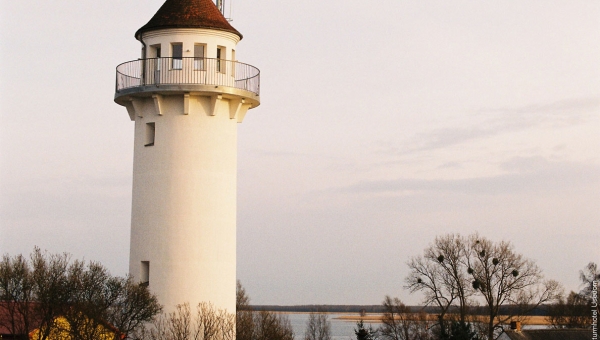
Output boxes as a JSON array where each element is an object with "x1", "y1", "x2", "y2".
[{"x1": 115, "y1": 57, "x2": 260, "y2": 96}]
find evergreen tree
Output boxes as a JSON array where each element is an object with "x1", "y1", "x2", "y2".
[
  {"x1": 355, "y1": 320, "x2": 376, "y2": 340},
  {"x1": 440, "y1": 322, "x2": 479, "y2": 340}
]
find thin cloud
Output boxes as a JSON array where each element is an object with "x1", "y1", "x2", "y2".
[
  {"x1": 481, "y1": 97, "x2": 600, "y2": 130},
  {"x1": 396, "y1": 97, "x2": 599, "y2": 155},
  {"x1": 334, "y1": 158, "x2": 600, "y2": 196},
  {"x1": 481, "y1": 97, "x2": 600, "y2": 117}
]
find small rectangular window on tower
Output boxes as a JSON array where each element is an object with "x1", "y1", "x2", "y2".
[
  {"x1": 145, "y1": 122, "x2": 155, "y2": 147},
  {"x1": 172, "y1": 43, "x2": 183, "y2": 69},
  {"x1": 141, "y1": 261, "x2": 150, "y2": 286},
  {"x1": 231, "y1": 49, "x2": 236, "y2": 76},
  {"x1": 194, "y1": 44, "x2": 205, "y2": 70},
  {"x1": 151, "y1": 45, "x2": 162, "y2": 81},
  {"x1": 151, "y1": 44, "x2": 161, "y2": 58},
  {"x1": 216, "y1": 46, "x2": 226, "y2": 73}
]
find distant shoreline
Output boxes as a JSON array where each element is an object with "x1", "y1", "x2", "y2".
[
  {"x1": 248, "y1": 307, "x2": 552, "y2": 326},
  {"x1": 250, "y1": 305, "x2": 412, "y2": 314},
  {"x1": 334, "y1": 314, "x2": 552, "y2": 326}
]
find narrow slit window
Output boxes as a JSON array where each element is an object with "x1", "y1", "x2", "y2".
[
  {"x1": 141, "y1": 261, "x2": 150, "y2": 286},
  {"x1": 145, "y1": 122, "x2": 155, "y2": 147},
  {"x1": 194, "y1": 44, "x2": 205, "y2": 70},
  {"x1": 172, "y1": 43, "x2": 183, "y2": 69}
]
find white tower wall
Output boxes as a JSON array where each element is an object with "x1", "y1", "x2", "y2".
[
  {"x1": 129, "y1": 93, "x2": 238, "y2": 313},
  {"x1": 127, "y1": 29, "x2": 243, "y2": 313}
]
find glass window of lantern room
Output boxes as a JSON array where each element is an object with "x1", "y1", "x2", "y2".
[
  {"x1": 172, "y1": 43, "x2": 183, "y2": 70},
  {"x1": 194, "y1": 44, "x2": 205, "y2": 70}
]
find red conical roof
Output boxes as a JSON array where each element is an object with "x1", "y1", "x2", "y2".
[{"x1": 135, "y1": 0, "x2": 242, "y2": 40}]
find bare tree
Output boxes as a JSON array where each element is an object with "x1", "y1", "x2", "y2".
[
  {"x1": 218, "y1": 307, "x2": 236, "y2": 340},
  {"x1": 29, "y1": 248, "x2": 71, "y2": 340},
  {"x1": 62, "y1": 260, "x2": 119, "y2": 340},
  {"x1": 253, "y1": 310, "x2": 294, "y2": 340},
  {"x1": 406, "y1": 255, "x2": 454, "y2": 334},
  {"x1": 196, "y1": 303, "x2": 218, "y2": 340},
  {"x1": 167, "y1": 304, "x2": 192, "y2": 340},
  {"x1": 150, "y1": 303, "x2": 191, "y2": 340},
  {"x1": 147, "y1": 302, "x2": 235, "y2": 340},
  {"x1": 410, "y1": 312, "x2": 435, "y2": 340},
  {"x1": 236, "y1": 280, "x2": 254, "y2": 340},
  {"x1": 430, "y1": 234, "x2": 473, "y2": 323},
  {"x1": 106, "y1": 276, "x2": 162, "y2": 338},
  {"x1": 548, "y1": 262, "x2": 599, "y2": 329},
  {"x1": 547, "y1": 291, "x2": 591, "y2": 329},
  {"x1": 407, "y1": 234, "x2": 560, "y2": 340},
  {"x1": 197, "y1": 302, "x2": 233, "y2": 340},
  {"x1": 379, "y1": 296, "x2": 411, "y2": 340},
  {"x1": 304, "y1": 310, "x2": 331, "y2": 340},
  {"x1": 405, "y1": 234, "x2": 473, "y2": 337},
  {"x1": 235, "y1": 309, "x2": 255, "y2": 340},
  {"x1": 0, "y1": 254, "x2": 35, "y2": 340},
  {"x1": 236, "y1": 280, "x2": 250, "y2": 311},
  {"x1": 0, "y1": 248, "x2": 161, "y2": 340},
  {"x1": 235, "y1": 281, "x2": 295, "y2": 340},
  {"x1": 466, "y1": 234, "x2": 560, "y2": 340},
  {"x1": 378, "y1": 296, "x2": 434, "y2": 340}
]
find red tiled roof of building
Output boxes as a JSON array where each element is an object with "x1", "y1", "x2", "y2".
[
  {"x1": 0, "y1": 302, "x2": 125, "y2": 339},
  {"x1": 135, "y1": 0, "x2": 242, "y2": 40},
  {"x1": 0, "y1": 302, "x2": 43, "y2": 337},
  {"x1": 500, "y1": 329, "x2": 592, "y2": 340}
]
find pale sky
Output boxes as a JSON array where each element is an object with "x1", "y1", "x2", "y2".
[{"x1": 0, "y1": 0, "x2": 598, "y2": 306}]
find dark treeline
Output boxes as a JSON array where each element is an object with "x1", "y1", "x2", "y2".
[
  {"x1": 250, "y1": 305, "x2": 548, "y2": 316},
  {"x1": 251, "y1": 305, "x2": 387, "y2": 313}
]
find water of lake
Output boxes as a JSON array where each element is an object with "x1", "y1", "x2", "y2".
[
  {"x1": 286, "y1": 313, "x2": 371, "y2": 340},
  {"x1": 283, "y1": 313, "x2": 548, "y2": 339}
]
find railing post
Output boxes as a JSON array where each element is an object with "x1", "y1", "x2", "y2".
[{"x1": 141, "y1": 58, "x2": 146, "y2": 86}]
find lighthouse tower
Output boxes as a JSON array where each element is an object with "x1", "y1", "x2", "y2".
[{"x1": 114, "y1": 0, "x2": 259, "y2": 313}]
